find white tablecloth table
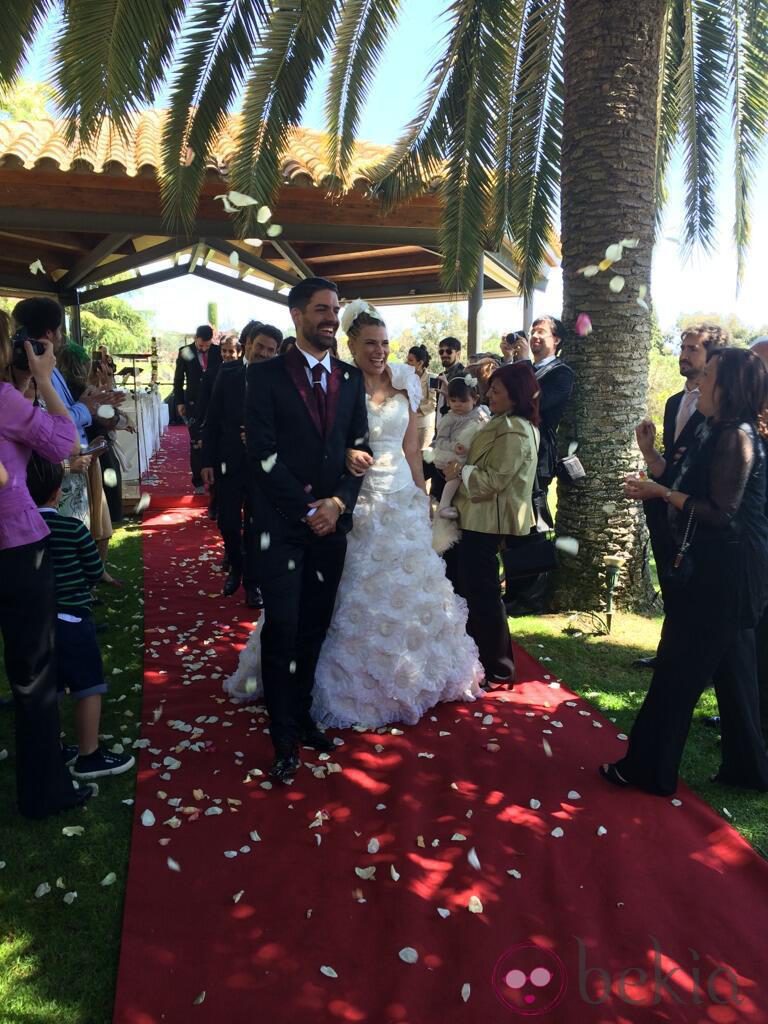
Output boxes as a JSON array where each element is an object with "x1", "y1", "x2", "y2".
[{"x1": 118, "y1": 389, "x2": 168, "y2": 482}]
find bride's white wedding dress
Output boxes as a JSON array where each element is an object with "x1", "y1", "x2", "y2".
[{"x1": 224, "y1": 364, "x2": 483, "y2": 726}]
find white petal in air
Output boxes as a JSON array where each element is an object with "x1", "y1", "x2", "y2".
[
  {"x1": 100, "y1": 872, "x2": 117, "y2": 886},
  {"x1": 581, "y1": 265, "x2": 600, "y2": 278},
  {"x1": 29, "y1": 259, "x2": 45, "y2": 275},
  {"x1": 96, "y1": 404, "x2": 115, "y2": 419},
  {"x1": 621, "y1": 237, "x2": 640, "y2": 249},
  {"x1": 367, "y1": 838, "x2": 380, "y2": 854},
  {"x1": 257, "y1": 206, "x2": 272, "y2": 224},
  {"x1": 226, "y1": 190, "x2": 260, "y2": 207},
  {"x1": 461, "y1": 983, "x2": 471, "y2": 1003},
  {"x1": 609, "y1": 275, "x2": 625, "y2": 293},
  {"x1": 260, "y1": 533, "x2": 271, "y2": 551},
  {"x1": 320, "y1": 966, "x2": 338, "y2": 978},
  {"x1": 467, "y1": 847, "x2": 481, "y2": 871},
  {"x1": 63, "y1": 891, "x2": 78, "y2": 904},
  {"x1": 261, "y1": 453, "x2": 278, "y2": 473},
  {"x1": 167, "y1": 857, "x2": 181, "y2": 872},
  {"x1": 267, "y1": 224, "x2": 283, "y2": 238},
  {"x1": 103, "y1": 468, "x2": 118, "y2": 488},
  {"x1": 468, "y1": 895, "x2": 483, "y2": 914},
  {"x1": 35, "y1": 882, "x2": 51, "y2": 898},
  {"x1": 141, "y1": 809, "x2": 156, "y2": 827},
  {"x1": 229, "y1": 251, "x2": 239, "y2": 269},
  {"x1": 399, "y1": 947, "x2": 419, "y2": 963}
]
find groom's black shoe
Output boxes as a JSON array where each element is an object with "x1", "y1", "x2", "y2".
[
  {"x1": 299, "y1": 724, "x2": 334, "y2": 753},
  {"x1": 269, "y1": 748, "x2": 299, "y2": 784},
  {"x1": 223, "y1": 570, "x2": 241, "y2": 597}
]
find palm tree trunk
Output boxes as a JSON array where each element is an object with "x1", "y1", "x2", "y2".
[{"x1": 553, "y1": 0, "x2": 668, "y2": 611}]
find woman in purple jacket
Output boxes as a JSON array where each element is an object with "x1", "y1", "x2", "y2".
[{"x1": 0, "y1": 314, "x2": 93, "y2": 818}]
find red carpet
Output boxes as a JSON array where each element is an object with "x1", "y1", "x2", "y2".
[{"x1": 114, "y1": 431, "x2": 768, "y2": 1024}]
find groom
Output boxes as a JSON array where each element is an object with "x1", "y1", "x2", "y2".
[{"x1": 245, "y1": 277, "x2": 370, "y2": 782}]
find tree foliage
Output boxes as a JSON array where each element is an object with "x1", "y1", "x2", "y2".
[{"x1": 78, "y1": 296, "x2": 152, "y2": 354}]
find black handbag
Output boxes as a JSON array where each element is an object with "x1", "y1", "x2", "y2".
[
  {"x1": 660, "y1": 505, "x2": 697, "y2": 589},
  {"x1": 502, "y1": 531, "x2": 559, "y2": 580}
]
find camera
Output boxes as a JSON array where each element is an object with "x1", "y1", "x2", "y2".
[
  {"x1": 428, "y1": 375, "x2": 441, "y2": 390},
  {"x1": 11, "y1": 330, "x2": 45, "y2": 372}
]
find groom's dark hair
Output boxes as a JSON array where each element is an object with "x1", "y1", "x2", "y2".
[{"x1": 288, "y1": 277, "x2": 338, "y2": 311}]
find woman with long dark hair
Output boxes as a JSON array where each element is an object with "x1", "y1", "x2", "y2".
[{"x1": 604, "y1": 347, "x2": 768, "y2": 795}]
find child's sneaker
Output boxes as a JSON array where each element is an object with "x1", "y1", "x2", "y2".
[
  {"x1": 438, "y1": 507, "x2": 459, "y2": 520},
  {"x1": 61, "y1": 743, "x2": 79, "y2": 766},
  {"x1": 71, "y1": 746, "x2": 135, "y2": 779}
]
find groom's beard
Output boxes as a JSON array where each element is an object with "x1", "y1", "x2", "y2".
[{"x1": 306, "y1": 329, "x2": 336, "y2": 351}]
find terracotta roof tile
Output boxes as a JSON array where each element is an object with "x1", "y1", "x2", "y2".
[{"x1": 0, "y1": 111, "x2": 397, "y2": 188}]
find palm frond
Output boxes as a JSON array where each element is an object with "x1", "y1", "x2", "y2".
[
  {"x1": 325, "y1": 0, "x2": 401, "y2": 183},
  {"x1": 438, "y1": 0, "x2": 504, "y2": 292},
  {"x1": 160, "y1": 0, "x2": 272, "y2": 233},
  {"x1": 54, "y1": 0, "x2": 188, "y2": 144},
  {"x1": 231, "y1": 0, "x2": 342, "y2": 237},
  {"x1": 0, "y1": 0, "x2": 56, "y2": 85},
  {"x1": 654, "y1": 0, "x2": 685, "y2": 231},
  {"x1": 676, "y1": 0, "x2": 729, "y2": 255},
  {"x1": 371, "y1": 0, "x2": 483, "y2": 213},
  {"x1": 504, "y1": 0, "x2": 564, "y2": 299},
  {"x1": 488, "y1": 0, "x2": 531, "y2": 249},
  {"x1": 725, "y1": 0, "x2": 768, "y2": 286}
]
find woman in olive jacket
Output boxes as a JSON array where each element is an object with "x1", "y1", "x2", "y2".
[{"x1": 445, "y1": 361, "x2": 540, "y2": 684}]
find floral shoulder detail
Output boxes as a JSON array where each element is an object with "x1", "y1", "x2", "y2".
[{"x1": 387, "y1": 362, "x2": 421, "y2": 413}]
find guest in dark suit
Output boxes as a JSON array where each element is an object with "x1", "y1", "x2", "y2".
[
  {"x1": 202, "y1": 325, "x2": 282, "y2": 605},
  {"x1": 634, "y1": 324, "x2": 729, "y2": 666},
  {"x1": 173, "y1": 325, "x2": 222, "y2": 493},
  {"x1": 245, "y1": 278, "x2": 370, "y2": 782},
  {"x1": 603, "y1": 347, "x2": 768, "y2": 796}
]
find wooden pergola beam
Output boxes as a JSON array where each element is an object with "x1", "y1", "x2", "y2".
[
  {"x1": 78, "y1": 264, "x2": 190, "y2": 303},
  {"x1": 77, "y1": 237, "x2": 191, "y2": 286},
  {"x1": 0, "y1": 271, "x2": 62, "y2": 296},
  {"x1": 203, "y1": 237, "x2": 301, "y2": 288},
  {"x1": 57, "y1": 233, "x2": 134, "y2": 289},
  {"x1": 191, "y1": 265, "x2": 289, "y2": 305},
  {"x1": 269, "y1": 239, "x2": 313, "y2": 279}
]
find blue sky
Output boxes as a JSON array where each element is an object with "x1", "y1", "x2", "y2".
[{"x1": 19, "y1": 4, "x2": 768, "y2": 341}]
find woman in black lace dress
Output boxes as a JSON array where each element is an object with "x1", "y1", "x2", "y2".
[{"x1": 602, "y1": 347, "x2": 768, "y2": 795}]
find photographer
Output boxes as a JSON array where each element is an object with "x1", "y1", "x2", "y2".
[{"x1": 0, "y1": 312, "x2": 93, "y2": 818}]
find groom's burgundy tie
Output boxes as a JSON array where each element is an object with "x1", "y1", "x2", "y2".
[{"x1": 310, "y1": 363, "x2": 327, "y2": 430}]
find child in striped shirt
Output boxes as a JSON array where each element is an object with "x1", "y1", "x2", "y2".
[{"x1": 27, "y1": 456, "x2": 134, "y2": 781}]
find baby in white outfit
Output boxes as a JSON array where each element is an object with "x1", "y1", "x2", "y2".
[{"x1": 431, "y1": 377, "x2": 489, "y2": 519}]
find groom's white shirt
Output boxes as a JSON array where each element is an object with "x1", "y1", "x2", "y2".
[{"x1": 296, "y1": 342, "x2": 331, "y2": 392}]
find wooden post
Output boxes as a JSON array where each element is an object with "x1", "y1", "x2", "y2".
[
  {"x1": 68, "y1": 295, "x2": 82, "y2": 344},
  {"x1": 467, "y1": 251, "x2": 484, "y2": 360}
]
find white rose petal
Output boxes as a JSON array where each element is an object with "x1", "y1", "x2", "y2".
[
  {"x1": 605, "y1": 242, "x2": 624, "y2": 262},
  {"x1": 141, "y1": 809, "x2": 155, "y2": 827},
  {"x1": 596, "y1": 826, "x2": 608, "y2": 836},
  {"x1": 261, "y1": 454, "x2": 278, "y2": 473},
  {"x1": 267, "y1": 224, "x2": 283, "y2": 238},
  {"x1": 224, "y1": 850, "x2": 238, "y2": 858},
  {"x1": 467, "y1": 847, "x2": 481, "y2": 871},
  {"x1": 567, "y1": 791, "x2": 581, "y2": 800},
  {"x1": 167, "y1": 857, "x2": 181, "y2": 872},
  {"x1": 193, "y1": 991, "x2": 206, "y2": 1005},
  {"x1": 468, "y1": 895, "x2": 483, "y2": 914},
  {"x1": 390, "y1": 865, "x2": 400, "y2": 881},
  {"x1": 63, "y1": 891, "x2": 78, "y2": 904},
  {"x1": 671, "y1": 799, "x2": 682, "y2": 807},
  {"x1": 103, "y1": 468, "x2": 117, "y2": 487},
  {"x1": 249, "y1": 830, "x2": 261, "y2": 842},
  {"x1": 609, "y1": 275, "x2": 625, "y2": 293},
  {"x1": 451, "y1": 833, "x2": 467, "y2": 841},
  {"x1": 399, "y1": 947, "x2": 419, "y2": 964},
  {"x1": 437, "y1": 907, "x2": 450, "y2": 918},
  {"x1": 581, "y1": 264, "x2": 600, "y2": 277},
  {"x1": 96, "y1": 404, "x2": 115, "y2": 420},
  {"x1": 507, "y1": 869, "x2": 522, "y2": 879},
  {"x1": 229, "y1": 250, "x2": 239, "y2": 268},
  {"x1": 461, "y1": 983, "x2": 471, "y2": 1003},
  {"x1": 62, "y1": 826, "x2": 85, "y2": 837},
  {"x1": 355, "y1": 866, "x2": 376, "y2": 880},
  {"x1": 542, "y1": 739, "x2": 553, "y2": 757},
  {"x1": 100, "y1": 872, "x2": 117, "y2": 886},
  {"x1": 367, "y1": 838, "x2": 380, "y2": 854},
  {"x1": 257, "y1": 205, "x2": 272, "y2": 224},
  {"x1": 529, "y1": 798, "x2": 541, "y2": 810},
  {"x1": 35, "y1": 882, "x2": 51, "y2": 898},
  {"x1": 233, "y1": 890, "x2": 245, "y2": 903},
  {"x1": 260, "y1": 532, "x2": 271, "y2": 550},
  {"x1": 621, "y1": 237, "x2": 640, "y2": 249},
  {"x1": 29, "y1": 258, "x2": 45, "y2": 275},
  {"x1": 551, "y1": 827, "x2": 565, "y2": 838}
]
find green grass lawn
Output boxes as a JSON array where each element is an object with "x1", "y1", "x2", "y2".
[
  {"x1": 0, "y1": 520, "x2": 143, "y2": 1024},
  {"x1": 1, "y1": 529, "x2": 767, "y2": 1023}
]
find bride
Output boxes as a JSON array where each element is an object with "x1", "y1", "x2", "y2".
[{"x1": 225, "y1": 300, "x2": 483, "y2": 727}]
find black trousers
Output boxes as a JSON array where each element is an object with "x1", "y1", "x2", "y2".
[
  {"x1": 754, "y1": 604, "x2": 768, "y2": 743},
  {"x1": 187, "y1": 407, "x2": 204, "y2": 487},
  {"x1": 217, "y1": 469, "x2": 253, "y2": 584},
  {"x1": 0, "y1": 541, "x2": 79, "y2": 818},
  {"x1": 254, "y1": 528, "x2": 347, "y2": 752},
  {"x1": 616, "y1": 598, "x2": 768, "y2": 795},
  {"x1": 448, "y1": 529, "x2": 515, "y2": 680},
  {"x1": 99, "y1": 443, "x2": 123, "y2": 524}
]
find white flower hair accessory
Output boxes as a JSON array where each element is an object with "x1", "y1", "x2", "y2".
[
  {"x1": 341, "y1": 297, "x2": 382, "y2": 336},
  {"x1": 464, "y1": 374, "x2": 478, "y2": 387}
]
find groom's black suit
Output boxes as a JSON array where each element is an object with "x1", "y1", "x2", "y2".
[{"x1": 245, "y1": 343, "x2": 369, "y2": 752}]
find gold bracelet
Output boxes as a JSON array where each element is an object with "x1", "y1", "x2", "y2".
[{"x1": 330, "y1": 496, "x2": 345, "y2": 515}]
